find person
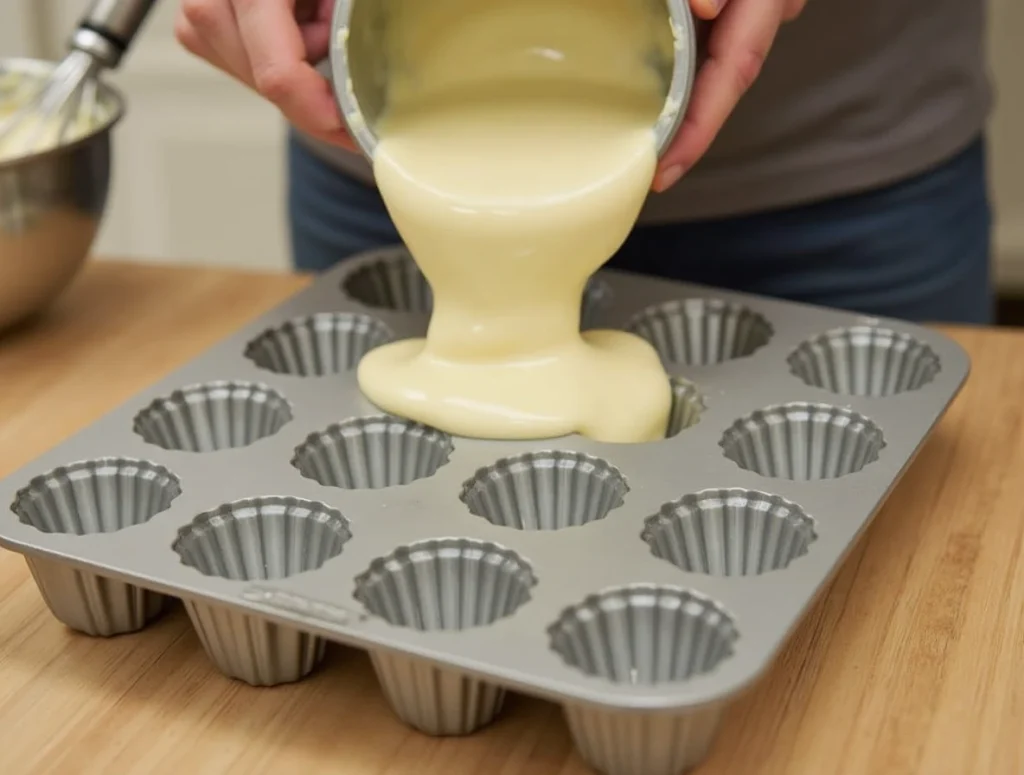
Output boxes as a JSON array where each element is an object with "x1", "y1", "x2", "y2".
[{"x1": 174, "y1": 0, "x2": 994, "y2": 324}]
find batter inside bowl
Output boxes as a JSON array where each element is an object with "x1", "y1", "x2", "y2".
[
  {"x1": 358, "y1": 0, "x2": 675, "y2": 443},
  {"x1": 0, "y1": 70, "x2": 108, "y2": 162}
]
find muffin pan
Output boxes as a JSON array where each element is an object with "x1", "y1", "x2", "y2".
[{"x1": 0, "y1": 246, "x2": 969, "y2": 775}]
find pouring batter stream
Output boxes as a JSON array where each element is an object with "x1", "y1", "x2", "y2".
[{"x1": 358, "y1": 0, "x2": 675, "y2": 443}]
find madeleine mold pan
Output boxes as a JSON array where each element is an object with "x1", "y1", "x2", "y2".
[{"x1": 0, "y1": 246, "x2": 969, "y2": 775}]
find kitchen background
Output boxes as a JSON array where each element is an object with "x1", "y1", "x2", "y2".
[{"x1": 2, "y1": 0, "x2": 1023, "y2": 295}]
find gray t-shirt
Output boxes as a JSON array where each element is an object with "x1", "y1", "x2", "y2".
[{"x1": 297, "y1": 0, "x2": 991, "y2": 223}]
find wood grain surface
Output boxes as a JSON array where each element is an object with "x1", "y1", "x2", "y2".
[{"x1": 0, "y1": 261, "x2": 1021, "y2": 775}]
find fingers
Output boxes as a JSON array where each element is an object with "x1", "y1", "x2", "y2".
[
  {"x1": 689, "y1": 0, "x2": 728, "y2": 21},
  {"x1": 230, "y1": 0, "x2": 347, "y2": 139},
  {"x1": 175, "y1": 22, "x2": 235, "y2": 81},
  {"x1": 177, "y1": 0, "x2": 252, "y2": 83},
  {"x1": 653, "y1": 0, "x2": 784, "y2": 191},
  {"x1": 175, "y1": 0, "x2": 355, "y2": 151},
  {"x1": 295, "y1": 0, "x2": 335, "y2": 63}
]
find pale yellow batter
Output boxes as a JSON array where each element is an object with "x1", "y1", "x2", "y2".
[
  {"x1": 0, "y1": 73, "x2": 102, "y2": 163},
  {"x1": 357, "y1": 0, "x2": 674, "y2": 443}
]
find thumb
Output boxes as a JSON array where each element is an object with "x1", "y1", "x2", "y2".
[{"x1": 690, "y1": 0, "x2": 729, "y2": 21}]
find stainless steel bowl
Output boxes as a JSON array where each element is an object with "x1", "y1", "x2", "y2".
[
  {"x1": 328, "y1": 0, "x2": 697, "y2": 162},
  {"x1": 0, "y1": 57, "x2": 125, "y2": 333}
]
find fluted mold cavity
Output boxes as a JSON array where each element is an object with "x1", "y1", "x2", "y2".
[
  {"x1": 173, "y1": 496, "x2": 351, "y2": 580},
  {"x1": 342, "y1": 252, "x2": 433, "y2": 313},
  {"x1": 12, "y1": 457, "x2": 181, "y2": 534},
  {"x1": 548, "y1": 584, "x2": 738, "y2": 685},
  {"x1": 354, "y1": 538, "x2": 536, "y2": 736},
  {"x1": 641, "y1": 489, "x2": 817, "y2": 576},
  {"x1": 133, "y1": 381, "x2": 293, "y2": 452},
  {"x1": 354, "y1": 538, "x2": 536, "y2": 630},
  {"x1": 173, "y1": 496, "x2": 350, "y2": 686},
  {"x1": 550, "y1": 589, "x2": 738, "y2": 775},
  {"x1": 244, "y1": 312, "x2": 394, "y2": 376},
  {"x1": 626, "y1": 298, "x2": 773, "y2": 366},
  {"x1": 720, "y1": 402, "x2": 885, "y2": 480},
  {"x1": 788, "y1": 325, "x2": 941, "y2": 397},
  {"x1": 11, "y1": 457, "x2": 181, "y2": 636},
  {"x1": 292, "y1": 415, "x2": 453, "y2": 490},
  {"x1": 459, "y1": 450, "x2": 628, "y2": 531},
  {"x1": 665, "y1": 377, "x2": 706, "y2": 438}
]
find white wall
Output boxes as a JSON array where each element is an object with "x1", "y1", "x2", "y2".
[
  {"x1": 2, "y1": 0, "x2": 1023, "y2": 286},
  {"x1": 0, "y1": 1, "x2": 40, "y2": 58}
]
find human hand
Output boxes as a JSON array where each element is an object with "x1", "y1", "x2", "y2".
[
  {"x1": 174, "y1": 0, "x2": 803, "y2": 167},
  {"x1": 174, "y1": 0, "x2": 355, "y2": 150},
  {"x1": 653, "y1": 0, "x2": 807, "y2": 192}
]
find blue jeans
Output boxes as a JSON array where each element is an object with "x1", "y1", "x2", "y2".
[{"x1": 287, "y1": 133, "x2": 994, "y2": 324}]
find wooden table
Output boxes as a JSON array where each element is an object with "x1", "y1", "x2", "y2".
[{"x1": 0, "y1": 260, "x2": 1021, "y2": 775}]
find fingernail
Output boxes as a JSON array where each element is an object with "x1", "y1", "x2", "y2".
[
  {"x1": 654, "y1": 165, "x2": 684, "y2": 192},
  {"x1": 697, "y1": 0, "x2": 723, "y2": 19}
]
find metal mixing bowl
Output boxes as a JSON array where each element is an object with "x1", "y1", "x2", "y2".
[
  {"x1": 0, "y1": 57, "x2": 125, "y2": 333},
  {"x1": 328, "y1": 0, "x2": 697, "y2": 162}
]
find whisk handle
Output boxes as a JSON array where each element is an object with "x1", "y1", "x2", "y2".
[{"x1": 72, "y1": 0, "x2": 159, "y2": 68}]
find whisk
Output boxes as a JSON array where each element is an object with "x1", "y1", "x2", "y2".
[{"x1": 0, "y1": 0, "x2": 158, "y2": 161}]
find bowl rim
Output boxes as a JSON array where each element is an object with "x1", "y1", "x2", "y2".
[
  {"x1": 327, "y1": 0, "x2": 697, "y2": 162},
  {"x1": 0, "y1": 56, "x2": 127, "y2": 172}
]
